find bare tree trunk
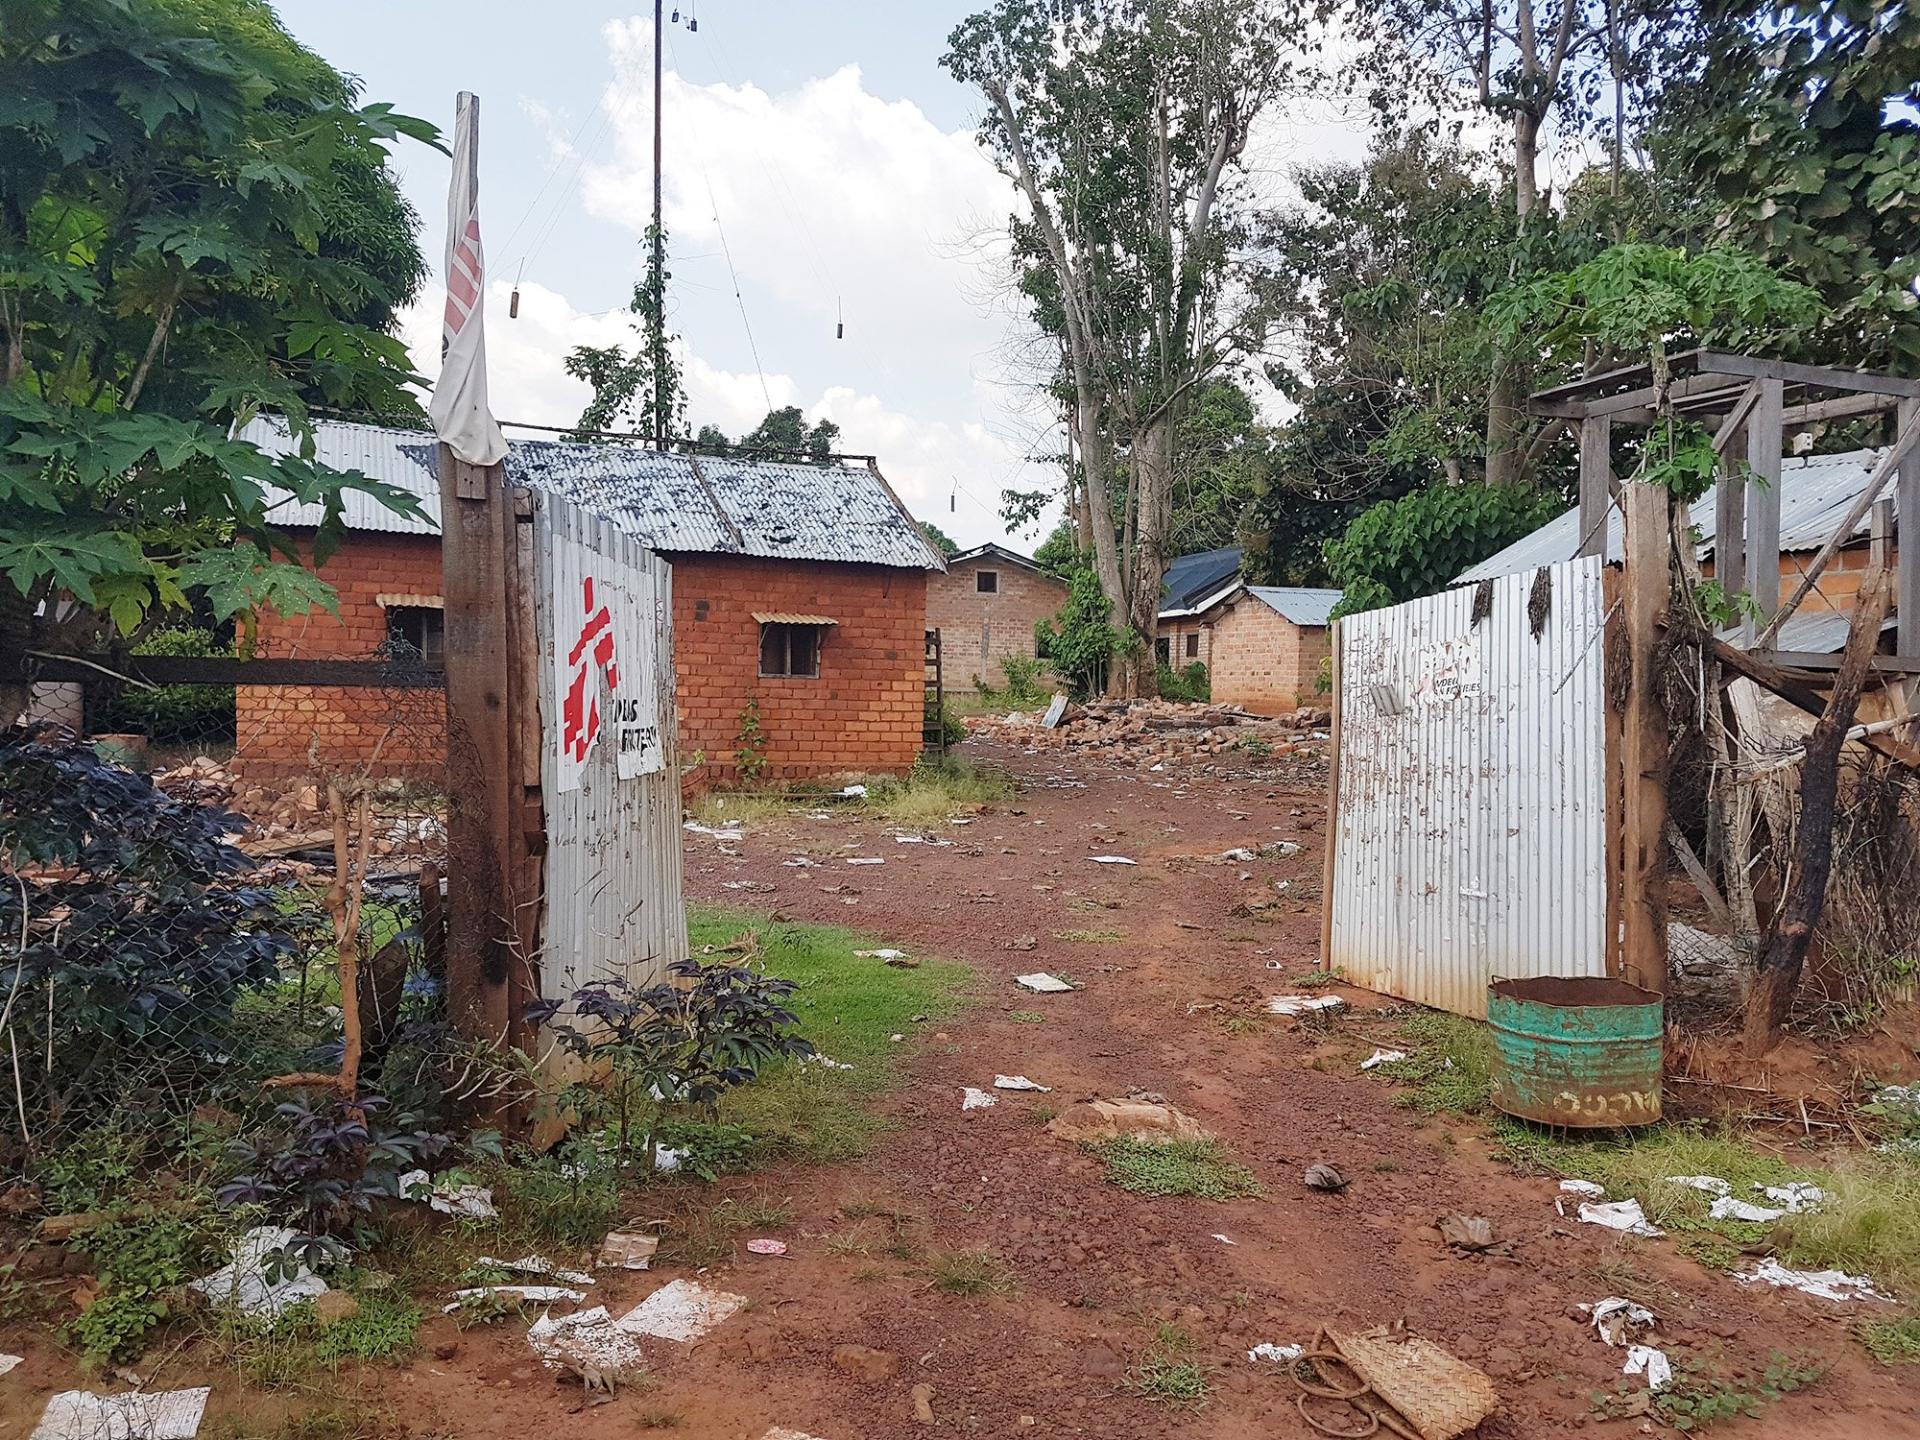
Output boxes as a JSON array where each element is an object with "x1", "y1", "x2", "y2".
[
  {"x1": 1513, "y1": 109, "x2": 1542, "y2": 220},
  {"x1": 1743, "y1": 571, "x2": 1892, "y2": 1054},
  {"x1": 1124, "y1": 414, "x2": 1176, "y2": 698}
]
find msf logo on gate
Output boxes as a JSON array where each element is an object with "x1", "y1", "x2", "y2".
[{"x1": 563, "y1": 576, "x2": 620, "y2": 766}]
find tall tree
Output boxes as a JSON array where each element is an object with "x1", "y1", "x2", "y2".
[
  {"x1": 737, "y1": 405, "x2": 840, "y2": 464},
  {"x1": 0, "y1": 0, "x2": 435, "y2": 726},
  {"x1": 565, "y1": 224, "x2": 686, "y2": 441},
  {"x1": 945, "y1": 0, "x2": 1309, "y2": 695}
]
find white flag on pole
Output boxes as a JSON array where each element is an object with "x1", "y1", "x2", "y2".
[{"x1": 428, "y1": 91, "x2": 508, "y2": 466}]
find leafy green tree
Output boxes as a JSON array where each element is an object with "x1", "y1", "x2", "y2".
[
  {"x1": 737, "y1": 406, "x2": 840, "y2": 464},
  {"x1": 1031, "y1": 520, "x2": 1080, "y2": 579},
  {"x1": 1325, "y1": 484, "x2": 1561, "y2": 617},
  {"x1": 1035, "y1": 567, "x2": 1125, "y2": 697},
  {"x1": 694, "y1": 422, "x2": 731, "y2": 453},
  {"x1": 918, "y1": 521, "x2": 960, "y2": 559},
  {"x1": 566, "y1": 223, "x2": 686, "y2": 441},
  {"x1": 0, "y1": 0, "x2": 435, "y2": 725}
]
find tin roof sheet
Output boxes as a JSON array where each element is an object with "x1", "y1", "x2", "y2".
[
  {"x1": 1247, "y1": 585, "x2": 1343, "y2": 627},
  {"x1": 237, "y1": 416, "x2": 945, "y2": 569},
  {"x1": 1458, "y1": 448, "x2": 1890, "y2": 584},
  {"x1": 1159, "y1": 547, "x2": 1243, "y2": 614}
]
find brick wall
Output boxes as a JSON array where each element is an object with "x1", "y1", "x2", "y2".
[
  {"x1": 1207, "y1": 595, "x2": 1328, "y2": 714},
  {"x1": 1155, "y1": 616, "x2": 1215, "y2": 673},
  {"x1": 671, "y1": 554, "x2": 929, "y2": 785},
  {"x1": 234, "y1": 533, "x2": 446, "y2": 778},
  {"x1": 926, "y1": 558, "x2": 1066, "y2": 689}
]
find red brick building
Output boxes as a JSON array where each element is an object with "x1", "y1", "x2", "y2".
[
  {"x1": 1204, "y1": 586, "x2": 1340, "y2": 712},
  {"x1": 925, "y1": 543, "x2": 1067, "y2": 690},
  {"x1": 234, "y1": 417, "x2": 946, "y2": 784}
]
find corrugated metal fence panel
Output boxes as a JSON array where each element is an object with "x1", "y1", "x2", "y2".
[
  {"x1": 1329, "y1": 556, "x2": 1608, "y2": 1018},
  {"x1": 535, "y1": 491, "x2": 687, "y2": 1000}
]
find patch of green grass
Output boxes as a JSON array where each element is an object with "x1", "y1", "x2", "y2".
[
  {"x1": 1095, "y1": 1139, "x2": 1260, "y2": 1200},
  {"x1": 637, "y1": 1410, "x2": 682, "y2": 1430},
  {"x1": 1376, "y1": 1012, "x2": 1495, "y2": 1115},
  {"x1": 860, "y1": 755, "x2": 1014, "y2": 823},
  {"x1": 1594, "y1": 1350, "x2": 1824, "y2": 1432},
  {"x1": 926, "y1": 1249, "x2": 1014, "y2": 1297},
  {"x1": 1126, "y1": 1325, "x2": 1210, "y2": 1410},
  {"x1": 1297, "y1": 968, "x2": 1340, "y2": 989},
  {"x1": 1009, "y1": 1010, "x2": 1045, "y2": 1024},
  {"x1": 690, "y1": 905, "x2": 971, "y2": 1164},
  {"x1": 1054, "y1": 928, "x2": 1123, "y2": 943},
  {"x1": 1859, "y1": 1314, "x2": 1920, "y2": 1365},
  {"x1": 311, "y1": 1290, "x2": 421, "y2": 1363},
  {"x1": 710, "y1": 1192, "x2": 793, "y2": 1232}
]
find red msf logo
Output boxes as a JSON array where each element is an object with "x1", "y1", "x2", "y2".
[{"x1": 562, "y1": 576, "x2": 619, "y2": 764}]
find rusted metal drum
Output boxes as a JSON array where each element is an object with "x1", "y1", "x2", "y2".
[{"x1": 1488, "y1": 976, "x2": 1663, "y2": 1128}]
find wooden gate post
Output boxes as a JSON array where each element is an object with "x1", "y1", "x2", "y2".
[
  {"x1": 439, "y1": 450, "x2": 544, "y2": 1064},
  {"x1": 1617, "y1": 480, "x2": 1671, "y2": 993}
]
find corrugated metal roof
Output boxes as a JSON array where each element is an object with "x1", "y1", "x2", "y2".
[
  {"x1": 1160, "y1": 547, "x2": 1243, "y2": 614},
  {"x1": 1458, "y1": 449, "x2": 1889, "y2": 584},
  {"x1": 751, "y1": 612, "x2": 837, "y2": 625},
  {"x1": 1248, "y1": 585, "x2": 1342, "y2": 627},
  {"x1": 237, "y1": 416, "x2": 946, "y2": 569}
]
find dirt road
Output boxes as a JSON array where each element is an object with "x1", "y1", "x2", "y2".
[{"x1": 402, "y1": 737, "x2": 1920, "y2": 1439}]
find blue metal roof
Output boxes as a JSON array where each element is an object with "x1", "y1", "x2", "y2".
[
  {"x1": 1159, "y1": 547, "x2": 1243, "y2": 615},
  {"x1": 1247, "y1": 585, "x2": 1342, "y2": 627},
  {"x1": 238, "y1": 416, "x2": 945, "y2": 570},
  {"x1": 1457, "y1": 448, "x2": 1890, "y2": 584}
]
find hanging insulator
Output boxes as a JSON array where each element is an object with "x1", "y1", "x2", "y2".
[
  {"x1": 671, "y1": 6, "x2": 679, "y2": 18},
  {"x1": 689, "y1": 16, "x2": 698, "y2": 30},
  {"x1": 509, "y1": 286, "x2": 521, "y2": 319},
  {"x1": 836, "y1": 321, "x2": 844, "y2": 340}
]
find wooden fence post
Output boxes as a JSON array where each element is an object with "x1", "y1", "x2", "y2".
[
  {"x1": 1617, "y1": 481, "x2": 1671, "y2": 993},
  {"x1": 438, "y1": 449, "x2": 544, "y2": 1067}
]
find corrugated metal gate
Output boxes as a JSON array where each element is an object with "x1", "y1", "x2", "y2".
[
  {"x1": 1327, "y1": 556, "x2": 1609, "y2": 1018},
  {"x1": 534, "y1": 490, "x2": 687, "y2": 1000}
]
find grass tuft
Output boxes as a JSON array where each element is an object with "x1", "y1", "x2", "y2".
[
  {"x1": 1376, "y1": 1012, "x2": 1495, "y2": 1114},
  {"x1": 1126, "y1": 1325, "x2": 1210, "y2": 1409},
  {"x1": 1095, "y1": 1138, "x2": 1260, "y2": 1199},
  {"x1": 926, "y1": 1249, "x2": 1014, "y2": 1297},
  {"x1": 1859, "y1": 1314, "x2": 1920, "y2": 1365}
]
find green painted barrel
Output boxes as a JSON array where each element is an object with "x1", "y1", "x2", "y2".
[{"x1": 1488, "y1": 977, "x2": 1663, "y2": 1129}]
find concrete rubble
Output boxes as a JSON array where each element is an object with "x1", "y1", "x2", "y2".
[{"x1": 966, "y1": 698, "x2": 1330, "y2": 779}]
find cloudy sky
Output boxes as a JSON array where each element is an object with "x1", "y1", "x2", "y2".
[{"x1": 279, "y1": 1, "x2": 1390, "y2": 548}]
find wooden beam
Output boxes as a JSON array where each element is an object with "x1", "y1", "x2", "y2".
[
  {"x1": 1694, "y1": 350, "x2": 1920, "y2": 400},
  {"x1": 1712, "y1": 382, "x2": 1764, "y2": 455},
  {"x1": 1577, "y1": 415, "x2": 1612, "y2": 558},
  {"x1": 1706, "y1": 635, "x2": 1920, "y2": 767},
  {"x1": 1715, "y1": 405, "x2": 1748, "y2": 597},
  {"x1": 1618, "y1": 481, "x2": 1671, "y2": 994},
  {"x1": 1531, "y1": 372, "x2": 1748, "y2": 420},
  {"x1": 1319, "y1": 617, "x2": 1342, "y2": 975},
  {"x1": 1900, "y1": 398, "x2": 1920, "y2": 659},
  {"x1": 1784, "y1": 392, "x2": 1898, "y2": 426},
  {"x1": 23, "y1": 654, "x2": 445, "y2": 688},
  {"x1": 1754, "y1": 651, "x2": 1920, "y2": 675},
  {"x1": 1755, "y1": 403, "x2": 1920, "y2": 648},
  {"x1": 1744, "y1": 379, "x2": 1783, "y2": 640}
]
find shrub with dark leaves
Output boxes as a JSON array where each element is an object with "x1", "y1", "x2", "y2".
[
  {"x1": 217, "y1": 1093, "x2": 450, "y2": 1268},
  {"x1": 527, "y1": 956, "x2": 813, "y2": 1170},
  {"x1": 0, "y1": 727, "x2": 303, "y2": 1145}
]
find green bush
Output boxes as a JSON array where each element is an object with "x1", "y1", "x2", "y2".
[
  {"x1": 92, "y1": 627, "x2": 235, "y2": 743},
  {"x1": 1326, "y1": 483, "x2": 1559, "y2": 618},
  {"x1": 1156, "y1": 661, "x2": 1210, "y2": 702},
  {"x1": 998, "y1": 655, "x2": 1046, "y2": 703},
  {"x1": 1036, "y1": 568, "x2": 1124, "y2": 697}
]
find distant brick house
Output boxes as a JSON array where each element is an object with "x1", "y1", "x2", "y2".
[
  {"x1": 1154, "y1": 546, "x2": 1245, "y2": 673},
  {"x1": 1204, "y1": 586, "x2": 1339, "y2": 712},
  {"x1": 234, "y1": 417, "x2": 946, "y2": 784},
  {"x1": 925, "y1": 543, "x2": 1067, "y2": 690}
]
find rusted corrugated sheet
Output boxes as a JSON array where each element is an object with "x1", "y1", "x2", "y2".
[
  {"x1": 1328, "y1": 556, "x2": 1609, "y2": 1019},
  {"x1": 240, "y1": 416, "x2": 945, "y2": 570},
  {"x1": 535, "y1": 491, "x2": 686, "y2": 998}
]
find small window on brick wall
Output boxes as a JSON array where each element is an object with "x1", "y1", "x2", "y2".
[
  {"x1": 1185, "y1": 632, "x2": 1199, "y2": 659},
  {"x1": 976, "y1": 570, "x2": 999, "y2": 594},
  {"x1": 386, "y1": 605, "x2": 444, "y2": 663},
  {"x1": 759, "y1": 622, "x2": 823, "y2": 679}
]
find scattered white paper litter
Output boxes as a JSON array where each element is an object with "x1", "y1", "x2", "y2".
[
  {"x1": 1759, "y1": 1182, "x2": 1827, "y2": 1212},
  {"x1": 781, "y1": 857, "x2": 817, "y2": 868},
  {"x1": 32, "y1": 1388, "x2": 210, "y2": 1440},
  {"x1": 854, "y1": 949, "x2": 909, "y2": 960},
  {"x1": 400, "y1": 1169, "x2": 497, "y2": 1220},
  {"x1": 846, "y1": 857, "x2": 885, "y2": 866},
  {"x1": 1710, "y1": 1195, "x2": 1788, "y2": 1223},
  {"x1": 1587, "y1": 1297, "x2": 1656, "y2": 1345},
  {"x1": 190, "y1": 1225, "x2": 327, "y2": 1319},
  {"x1": 1211, "y1": 1233, "x2": 1236, "y2": 1245},
  {"x1": 802, "y1": 1052, "x2": 854, "y2": 1071},
  {"x1": 961, "y1": 1087, "x2": 997, "y2": 1110},
  {"x1": 477, "y1": 1255, "x2": 593, "y2": 1286},
  {"x1": 1667, "y1": 1174, "x2": 1732, "y2": 1197},
  {"x1": 615, "y1": 1279, "x2": 748, "y2": 1342},
  {"x1": 1559, "y1": 1179, "x2": 1606, "y2": 1198},
  {"x1": 1088, "y1": 855, "x2": 1137, "y2": 865},
  {"x1": 1624, "y1": 1345, "x2": 1673, "y2": 1390},
  {"x1": 684, "y1": 821, "x2": 744, "y2": 840},
  {"x1": 527, "y1": 1305, "x2": 649, "y2": 1380},
  {"x1": 1247, "y1": 1343, "x2": 1304, "y2": 1363},
  {"x1": 0, "y1": 1353, "x2": 22, "y2": 1377},
  {"x1": 1015, "y1": 973, "x2": 1075, "y2": 993},
  {"x1": 1360, "y1": 1048, "x2": 1407, "y2": 1070},
  {"x1": 445, "y1": 1284, "x2": 587, "y2": 1314},
  {"x1": 1577, "y1": 1199, "x2": 1664, "y2": 1237},
  {"x1": 764, "y1": 1430, "x2": 830, "y2": 1440},
  {"x1": 651, "y1": 1146, "x2": 685, "y2": 1174},
  {"x1": 839, "y1": 784, "x2": 868, "y2": 798},
  {"x1": 1268, "y1": 995, "x2": 1345, "y2": 1016},
  {"x1": 1734, "y1": 1258, "x2": 1891, "y2": 1302},
  {"x1": 596, "y1": 1231, "x2": 660, "y2": 1270},
  {"x1": 992, "y1": 1075, "x2": 1051, "y2": 1091},
  {"x1": 893, "y1": 834, "x2": 952, "y2": 846}
]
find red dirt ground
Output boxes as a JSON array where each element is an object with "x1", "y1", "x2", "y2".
[{"x1": 6, "y1": 736, "x2": 1917, "y2": 1439}]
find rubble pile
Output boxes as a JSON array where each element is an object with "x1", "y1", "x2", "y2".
[
  {"x1": 967, "y1": 697, "x2": 1331, "y2": 778},
  {"x1": 153, "y1": 757, "x2": 446, "y2": 860}
]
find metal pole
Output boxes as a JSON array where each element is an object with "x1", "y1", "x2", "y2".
[{"x1": 651, "y1": 0, "x2": 666, "y2": 450}]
